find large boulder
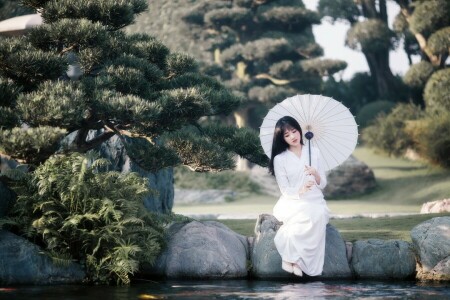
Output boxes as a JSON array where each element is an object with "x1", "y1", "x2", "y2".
[
  {"x1": 249, "y1": 156, "x2": 376, "y2": 199},
  {"x1": 65, "y1": 131, "x2": 174, "y2": 214},
  {"x1": 420, "y1": 199, "x2": 450, "y2": 214},
  {"x1": 0, "y1": 230, "x2": 85, "y2": 285},
  {"x1": 350, "y1": 239, "x2": 416, "y2": 279},
  {"x1": 324, "y1": 155, "x2": 376, "y2": 198},
  {"x1": 0, "y1": 181, "x2": 14, "y2": 218},
  {"x1": 0, "y1": 154, "x2": 26, "y2": 217},
  {"x1": 411, "y1": 216, "x2": 450, "y2": 280},
  {"x1": 251, "y1": 214, "x2": 352, "y2": 279},
  {"x1": 141, "y1": 221, "x2": 249, "y2": 278}
]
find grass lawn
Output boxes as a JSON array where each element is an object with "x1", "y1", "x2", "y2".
[
  {"x1": 173, "y1": 147, "x2": 450, "y2": 216},
  {"x1": 214, "y1": 213, "x2": 450, "y2": 241},
  {"x1": 173, "y1": 146, "x2": 450, "y2": 241}
]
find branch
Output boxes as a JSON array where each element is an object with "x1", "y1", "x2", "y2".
[
  {"x1": 399, "y1": 7, "x2": 441, "y2": 66},
  {"x1": 70, "y1": 127, "x2": 115, "y2": 152}
]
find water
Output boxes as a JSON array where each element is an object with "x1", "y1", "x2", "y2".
[{"x1": 1, "y1": 279, "x2": 449, "y2": 299}]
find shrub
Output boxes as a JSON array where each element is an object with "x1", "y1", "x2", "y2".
[
  {"x1": 362, "y1": 103, "x2": 424, "y2": 156},
  {"x1": 405, "y1": 112, "x2": 450, "y2": 168},
  {"x1": 356, "y1": 100, "x2": 396, "y2": 128},
  {"x1": 0, "y1": 152, "x2": 171, "y2": 285},
  {"x1": 424, "y1": 68, "x2": 450, "y2": 114},
  {"x1": 403, "y1": 61, "x2": 434, "y2": 89}
]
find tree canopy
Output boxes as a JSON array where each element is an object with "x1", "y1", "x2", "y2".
[{"x1": 0, "y1": 0, "x2": 268, "y2": 173}]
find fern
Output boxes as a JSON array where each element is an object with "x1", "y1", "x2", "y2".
[{"x1": 0, "y1": 151, "x2": 173, "y2": 285}]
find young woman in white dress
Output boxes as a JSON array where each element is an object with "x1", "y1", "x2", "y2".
[{"x1": 268, "y1": 116, "x2": 330, "y2": 277}]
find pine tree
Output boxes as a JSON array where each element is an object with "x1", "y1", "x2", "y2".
[
  {"x1": 180, "y1": 0, "x2": 347, "y2": 128},
  {"x1": 0, "y1": 0, "x2": 267, "y2": 174}
]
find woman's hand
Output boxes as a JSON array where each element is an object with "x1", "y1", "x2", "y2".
[
  {"x1": 298, "y1": 180, "x2": 315, "y2": 195},
  {"x1": 304, "y1": 165, "x2": 321, "y2": 186}
]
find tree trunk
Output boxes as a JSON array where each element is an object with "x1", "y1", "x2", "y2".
[
  {"x1": 364, "y1": 50, "x2": 397, "y2": 100},
  {"x1": 233, "y1": 108, "x2": 250, "y2": 171}
]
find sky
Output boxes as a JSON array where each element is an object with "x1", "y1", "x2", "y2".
[{"x1": 304, "y1": 0, "x2": 418, "y2": 80}]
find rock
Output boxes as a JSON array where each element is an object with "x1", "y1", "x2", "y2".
[
  {"x1": 249, "y1": 156, "x2": 377, "y2": 199},
  {"x1": 251, "y1": 214, "x2": 285, "y2": 278},
  {"x1": 141, "y1": 221, "x2": 249, "y2": 278},
  {"x1": 350, "y1": 239, "x2": 416, "y2": 279},
  {"x1": 420, "y1": 199, "x2": 450, "y2": 214},
  {"x1": 417, "y1": 256, "x2": 450, "y2": 281},
  {"x1": 74, "y1": 132, "x2": 174, "y2": 214},
  {"x1": 174, "y1": 188, "x2": 236, "y2": 204},
  {"x1": 324, "y1": 155, "x2": 376, "y2": 198},
  {"x1": 251, "y1": 214, "x2": 352, "y2": 279},
  {"x1": 0, "y1": 230, "x2": 85, "y2": 285},
  {"x1": 322, "y1": 225, "x2": 353, "y2": 278},
  {"x1": 411, "y1": 217, "x2": 450, "y2": 279},
  {"x1": 0, "y1": 181, "x2": 15, "y2": 218}
]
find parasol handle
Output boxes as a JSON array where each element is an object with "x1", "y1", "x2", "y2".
[{"x1": 305, "y1": 131, "x2": 314, "y2": 166}]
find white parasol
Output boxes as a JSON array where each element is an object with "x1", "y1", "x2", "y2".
[{"x1": 259, "y1": 94, "x2": 358, "y2": 171}]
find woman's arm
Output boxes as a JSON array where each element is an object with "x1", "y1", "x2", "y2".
[{"x1": 274, "y1": 155, "x2": 303, "y2": 198}]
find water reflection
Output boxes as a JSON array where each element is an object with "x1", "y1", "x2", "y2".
[{"x1": 1, "y1": 280, "x2": 449, "y2": 300}]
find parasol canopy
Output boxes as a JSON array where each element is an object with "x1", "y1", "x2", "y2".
[{"x1": 259, "y1": 94, "x2": 358, "y2": 171}]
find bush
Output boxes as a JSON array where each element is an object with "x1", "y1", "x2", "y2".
[
  {"x1": 356, "y1": 100, "x2": 396, "y2": 128},
  {"x1": 424, "y1": 68, "x2": 450, "y2": 114},
  {"x1": 362, "y1": 103, "x2": 424, "y2": 156},
  {"x1": 405, "y1": 112, "x2": 450, "y2": 168},
  {"x1": 1, "y1": 152, "x2": 171, "y2": 285},
  {"x1": 403, "y1": 61, "x2": 434, "y2": 89}
]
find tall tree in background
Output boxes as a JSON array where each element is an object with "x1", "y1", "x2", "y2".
[
  {"x1": 394, "y1": 0, "x2": 450, "y2": 108},
  {"x1": 318, "y1": 0, "x2": 402, "y2": 101},
  {"x1": 0, "y1": 0, "x2": 267, "y2": 177},
  {"x1": 181, "y1": 0, "x2": 347, "y2": 129}
]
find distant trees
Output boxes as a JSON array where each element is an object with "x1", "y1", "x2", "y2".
[
  {"x1": 318, "y1": 0, "x2": 406, "y2": 102},
  {"x1": 363, "y1": 0, "x2": 450, "y2": 168},
  {"x1": 180, "y1": 0, "x2": 347, "y2": 129}
]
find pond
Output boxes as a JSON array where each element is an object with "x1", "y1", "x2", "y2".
[{"x1": 2, "y1": 279, "x2": 449, "y2": 300}]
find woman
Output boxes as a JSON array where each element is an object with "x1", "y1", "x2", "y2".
[{"x1": 269, "y1": 116, "x2": 329, "y2": 277}]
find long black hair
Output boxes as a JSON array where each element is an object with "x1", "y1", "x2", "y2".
[{"x1": 268, "y1": 116, "x2": 304, "y2": 176}]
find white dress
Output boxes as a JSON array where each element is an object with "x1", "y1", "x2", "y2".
[{"x1": 273, "y1": 146, "x2": 330, "y2": 276}]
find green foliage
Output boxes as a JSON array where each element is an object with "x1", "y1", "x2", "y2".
[
  {"x1": 317, "y1": 0, "x2": 359, "y2": 23},
  {"x1": 428, "y1": 27, "x2": 450, "y2": 57},
  {"x1": 0, "y1": 37, "x2": 68, "y2": 87},
  {"x1": 409, "y1": 0, "x2": 450, "y2": 37},
  {"x1": 38, "y1": 0, "x2": 147, "y2": 30},
  {"x1": 423, "y1": 68, "x2": 450, "y2": 114},
  {"x1": 347, "y1": 19, "x2": 396, "y2": 53},
  {"x1": 17, "y1": 80, "x2": 87, "y2": 128},
  {"x1": 0, "y1": 126, "x2": 67, "y2": 164},
  {"x1": 362, "y1": 103, "x2": 424, "y2": 156},
  {"x1": 356, "y1": 100, "x2": 396, "y2": 128},
  {"x1": 1, "y1": 152, "x2": 168, "y2": 285},
  {"x1": 178, "y1": 0, "x2": 343, "y2": 118},
  {"x1": 0, "y1": 0, "x2": 33, "y2": 20},
  {"x1": 256, "y1": 7, "x2": 320, "y2": 30},
  {"x1": 403, "y1": 61, "x2": 434, "y2": 89},
  {"x1": 0, "y1": 0, "x2": 264, "y2": 173},
  {"x1": 405, "y1": 112, "x2": 450, "y2": 168},
  {"x1": 300, "y1": 58, "x2": 347, "y2": 76}
]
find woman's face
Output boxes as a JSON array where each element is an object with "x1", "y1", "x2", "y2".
[{"x1": 283, "y1": 127, "x2": 301, "y2": 147}]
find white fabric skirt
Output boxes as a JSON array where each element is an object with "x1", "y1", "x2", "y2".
[{"x1": 273, "y1": 193, "x2": 330, "y2": 276}]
